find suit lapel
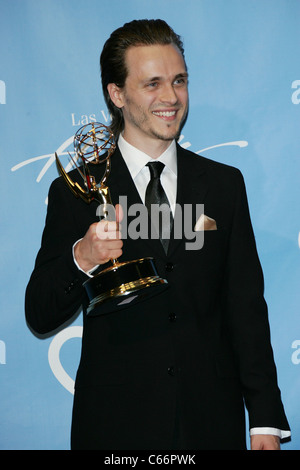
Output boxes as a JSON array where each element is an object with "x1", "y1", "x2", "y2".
[{"x1": 167, "y1": 144, "x2": 209, "y2": 257}]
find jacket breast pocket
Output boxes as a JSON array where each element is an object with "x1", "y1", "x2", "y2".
[
  {"x1": 191, "y1": 228, "x2": 227, "y2": 262},
  {"x1": 178, "y1": 229, "x2": 228, "y2": 290},
  {"x1": 183, "y1": 228, "x2": 226, "y2": 253}
]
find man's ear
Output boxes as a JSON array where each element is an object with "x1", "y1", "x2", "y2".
[{"x1": 107, "y1": 83, "x2": 124, "y2": 109}]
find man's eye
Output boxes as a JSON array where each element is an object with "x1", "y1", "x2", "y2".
[
  {"x1": 174, "y1": 78, "x2": 186, "y2": 86},
  {"x1": 147, "y1": 82, "x2": 158, "y2": 88}
]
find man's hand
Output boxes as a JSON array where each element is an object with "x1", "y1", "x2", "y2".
[
  {"x1": 74, "y1": 204, "x2": 123, "y2": 272},
  {"x1": 251, "y1": 434, "x2": 280, "y2": 450}
]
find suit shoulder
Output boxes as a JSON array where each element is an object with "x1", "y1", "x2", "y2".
[{"x1": 178, "y1": 145, "x2": 244, "y2": 180}]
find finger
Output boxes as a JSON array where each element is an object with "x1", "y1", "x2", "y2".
[
  {"x1": 101, "y1": 220, "x2": 121, "y2": 233},
  {"x1": 99, "y1": 228, "x2": 122, "y2": 240},
  {"x1": 97, "y1": 242, "x2": 123, "y2": 263},
  {"x1": 99, "y1": 239, "x2": 123, "y2": 250},
  {"x1": 105, "y1": 221, "x2": 122, "y2": 234},
  {"x1": 96, "y1": 221, "x2": 121, "y2": 239}
]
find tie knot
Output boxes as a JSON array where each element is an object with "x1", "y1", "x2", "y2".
[{"x1": 147, "y1": 161, "x2": 165, "y2": 179}]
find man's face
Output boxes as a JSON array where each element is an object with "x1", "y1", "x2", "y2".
[{"x1": 109, "y1": 43, "x2": 189, "y2": 155}]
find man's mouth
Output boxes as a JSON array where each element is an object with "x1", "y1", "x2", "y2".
[{"x1": 152, "y1": 110, "x2": 177, "y2": 118}]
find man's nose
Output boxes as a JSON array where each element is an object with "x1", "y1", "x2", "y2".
[{"x1": 159, "y1": 83, "x2": 178, "y2": 104}]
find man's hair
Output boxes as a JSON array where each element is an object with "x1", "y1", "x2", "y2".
[{"x1": 100, "y1": 19, "x2": 186, "y2": 138}]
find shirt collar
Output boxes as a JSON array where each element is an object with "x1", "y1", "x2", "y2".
[{"x1": 118, "y1": 133, "x2": 177, "y2": 180}]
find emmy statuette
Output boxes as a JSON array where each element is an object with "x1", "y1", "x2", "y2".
[{"x1": 55, "y1": 123, "x2": 168, "y2": 315}]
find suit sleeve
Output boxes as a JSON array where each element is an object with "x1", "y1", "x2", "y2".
[
  {"x1": 223, "y1": 170, "x2": 290, "y2": 433},
  {"x1": 25, "y1": 178, "x2": 89, "y2": 334}
]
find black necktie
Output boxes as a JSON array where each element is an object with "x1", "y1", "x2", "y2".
[{"x1": 145, "y1": 162, "x2": 172, "y2": 253}]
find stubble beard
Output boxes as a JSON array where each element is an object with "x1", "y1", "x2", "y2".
[{"x1": 124, "y1": 100, "x2": 187, "y2": 143}]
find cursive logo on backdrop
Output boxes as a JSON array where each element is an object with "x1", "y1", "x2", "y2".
[{"x1": 11, "y1": 133, "x2": 248, "y2": 198}]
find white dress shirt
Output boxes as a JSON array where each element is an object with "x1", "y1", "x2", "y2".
[
  {"x1": 118, "y1": 133, "x2": 177, "y2": 215},
  {"x1": 73, "y1": 133, "x2": 290, "y2": 443}
]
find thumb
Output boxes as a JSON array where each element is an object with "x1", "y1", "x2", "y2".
[{"x1": 115, "y1": 203, "x2": 124, "y2": 224}]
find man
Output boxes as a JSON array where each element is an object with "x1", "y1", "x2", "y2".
[{"x1": 25, "y1": 19, "x2": 290, "y2": 450}]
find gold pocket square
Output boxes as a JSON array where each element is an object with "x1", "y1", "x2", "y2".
[{"x1": 194, "y1": 214, "x2": 217, "y2": 231}]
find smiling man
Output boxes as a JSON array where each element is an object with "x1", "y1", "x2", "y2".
[
  {"x1": 25, "y1": 19, "x2": 290, "y2": 450},
  {"x1": 107, "y1": 44, "x2": 189, "y2": 156}
]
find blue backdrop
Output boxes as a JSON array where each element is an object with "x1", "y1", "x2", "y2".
[{"x1": 0, "y1": 0, "x2": 299, "y2": 450}]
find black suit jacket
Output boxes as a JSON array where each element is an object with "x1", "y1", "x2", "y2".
[{"x1": 25, "y1": 144, "x2": 290, "y2": 449}]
